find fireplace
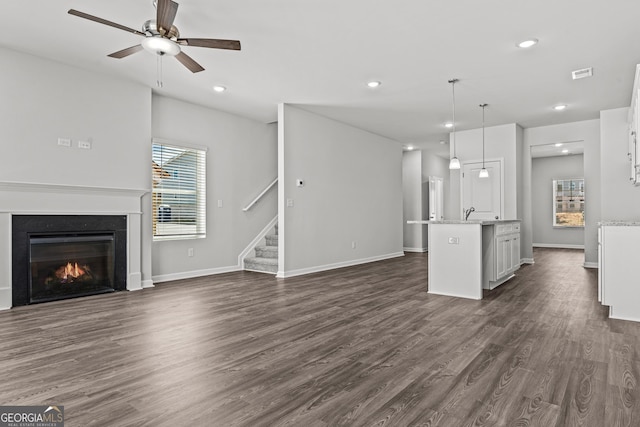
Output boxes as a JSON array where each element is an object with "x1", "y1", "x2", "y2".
[{"x1": 12, "y1": 215, "x2": 127, "y2": 306}]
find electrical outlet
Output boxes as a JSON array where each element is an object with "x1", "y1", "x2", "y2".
[
  {"x1": 217, "y1": 200, "x2": 223, "y2": 208},
  {"x1": 448, "y1": 237, "x2": 459, "y2": 244},
  {"x1": 78, "y1": 140, "x2": 91, "y2": 150},
  {"x1": 287, "y1": 199, "x2": 294, "y2": 207}
]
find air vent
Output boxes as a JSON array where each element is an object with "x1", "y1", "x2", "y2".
[{"x1": 572, "y1": 67, "x2": 593, "y2": 80}]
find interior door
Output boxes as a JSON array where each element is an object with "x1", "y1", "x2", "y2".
[
  {"x1": 462, "y1": 160, "x2": 503, "y2": 220},
  {"x1": 429, "y1": 176, "x2": 444, "y2": 220}
]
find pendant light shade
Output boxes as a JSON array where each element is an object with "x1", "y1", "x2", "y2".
[
  {"x1": 448, "y1": 79, "x2": 461, "y2": 170},
  {"x1": 479, "y1": 103, "x2": 489, "y2": 178}
]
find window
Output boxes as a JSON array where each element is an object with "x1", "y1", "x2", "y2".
[
  {"x1": 152, "y1": 140, "x2": 206, "y2": 239},
  {"x1": 553, "y1": 178, "x2": 584, "y2": 227}
]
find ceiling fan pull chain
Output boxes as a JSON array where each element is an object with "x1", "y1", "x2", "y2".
[{"x1": 157, "y1": 54, "x2": 163, "y2": 88}]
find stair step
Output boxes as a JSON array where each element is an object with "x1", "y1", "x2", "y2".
[
  {"x1": 255, "y1": 245, "x2": 278, "y2": 259},
  {"x1": 265, "y1": 234, "x2": 278, "y2": 246},
  {"x1": 244, "y1": 257, "x2": 278, "y2": 274}
]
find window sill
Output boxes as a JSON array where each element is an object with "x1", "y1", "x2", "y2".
[{"x1": 153, "y1": 235, "x2": 206, "y2": 242}]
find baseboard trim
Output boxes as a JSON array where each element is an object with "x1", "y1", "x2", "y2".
[
  {"x1": 153, "y1": 265, "x2": 242, "y2": 283},
  {"x1": 521, "y1": 258, "x2": 535, "y2": 265},
  {"x1": 583, "y1": 262, "x2": 598, "y2": 269},
  {"x1": 276, "y1": 252, "x2": 405, "y2": 278},
  {"x1": 141, "y1": 279, "x2": 155, "y2": 289},
  {"x1": 533, "y1": 243, "x2": 584, "y2": 250},
  {"x1": 403, "y1": 247, "x2": 427, "y2": 253}
]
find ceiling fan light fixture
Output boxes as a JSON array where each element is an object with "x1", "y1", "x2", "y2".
[
  {"x1": 213, "y1": 85, "x2": 226, "y2": 92},
  {"x1": 141, "y1": 36, "x2": 181, "y2": 56}
]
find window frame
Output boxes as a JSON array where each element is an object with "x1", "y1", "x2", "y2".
[
  {"x1": 152, "y1": 138, "x2": 207, "y2": 241},
  {"x1": 552, "y1": 178, "x2": 585, "y2": 228}
]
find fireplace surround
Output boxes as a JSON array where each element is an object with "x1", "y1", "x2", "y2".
[
  {"x1": 0, "y1": 181, "x2": 149, "y2": 310},
  {"x1": 12, "y1": 215, "x2": 127, "y2": 306}
]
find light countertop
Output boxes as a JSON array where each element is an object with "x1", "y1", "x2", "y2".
[
  {"x1": 599, "y1": 221, "x2": 640, "y2": 226},
  {"x1": 407, "y1": 219, "x2": 521, "y2": 225}
]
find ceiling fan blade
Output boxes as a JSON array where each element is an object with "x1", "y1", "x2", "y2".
[
  {"x1": 175, "y1": 51, "x2": 205, "y2": 73},
  {"x1": 177, "y1": 38, "x2": 241, "y2": 50},
  {"x1": 68, "y1": 9, "x2": 146, "y2": 36},
  {"x1": 157, "y1": 0, "x2": 179, "y2": 35},
  {"x1": 108, "y1": 45, "x2": 144, "y2": 59}
]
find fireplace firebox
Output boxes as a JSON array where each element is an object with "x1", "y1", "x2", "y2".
[
  {"x1": 29, "y1": 233, "x2": 116, "y2": 303},
  {"x1": 12, "y1": 215, "x2": 127, "y2": 306}
]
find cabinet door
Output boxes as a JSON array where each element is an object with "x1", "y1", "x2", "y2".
[
  {"x1": 496, "y1": 236, "x2": 511, "y2": 279},
  {"x1": 510, "y1": 234, "x2": 520, "y2": 273}
]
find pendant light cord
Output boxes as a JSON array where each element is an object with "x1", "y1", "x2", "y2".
[
  {"x1": 449, "y1": 79, "x2": 458, "y2": 158},
  {"x1": 481, "y1": 103, "x2": 487, "y2": 168}
]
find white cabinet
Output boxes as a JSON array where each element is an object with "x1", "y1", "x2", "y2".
[
  {"x1": 628, "y1": 65, "x2": 640, "y2": 185},
  {"x1": 483, "y1": 221, "x2": 521, "y2": 290},
  {"x1": 598, "y1": 224, "x2": 640, "y2": 322}
]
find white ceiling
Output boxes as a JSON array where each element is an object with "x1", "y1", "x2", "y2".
[{"x1": 4, "y1": 1, "x2": 640, "y2": 153}]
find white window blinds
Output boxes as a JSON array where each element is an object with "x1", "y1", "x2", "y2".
[{"x1": 152, "y1": 140, "x2": 206, "y2": 239}]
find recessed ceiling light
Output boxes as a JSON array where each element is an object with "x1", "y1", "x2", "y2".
[
  {"x1": 439, "y1": 140, "x2": 446, "y2": 145},
  {"x1": 562, "y1": 149, "x2": 569, "y2": 153},
  {"x1": 367, "y1": 81, "x2": 381, "y2": 88},
  {"x1": 554, "y1": 143, "x2": 563, "y2": 147},
  {"x1": 444, "y1": 122, "x2": 453, "y2": 128},
  {"x1": 213, "y1": 85, "x2": 226, "y2": 92},
  {"x1": 406, "y1": 145, "x2": 414, "y2": 151},
  {"x1": 554, "y1": 104, "x2": 567, "y2": 111},
  {"x1": 517, "y1": 39, "x2": 538, "y2": 48}
]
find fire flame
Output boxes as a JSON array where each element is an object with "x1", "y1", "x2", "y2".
[{"x1": 55, "y1": 262, "x2": 88, "y2": 281}]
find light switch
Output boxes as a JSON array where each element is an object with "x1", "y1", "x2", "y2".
[
  {"x1": 57, "y1": 138, "x2": 71, "y2": 147},
  {"x1": 217, "y1": 200, "x2": 223, "y2": 208},
  {"x1": 287, "y1": 198, "x2": 294, "y2": 207}
]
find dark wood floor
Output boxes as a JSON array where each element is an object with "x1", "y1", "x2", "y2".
[{"x1": 1, "y1": 248, "x2": 639, "y2": 426}]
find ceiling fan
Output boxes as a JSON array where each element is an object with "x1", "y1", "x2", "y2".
[{"x1": 68, "y1": 0, "x2": 241, "y2": 73}]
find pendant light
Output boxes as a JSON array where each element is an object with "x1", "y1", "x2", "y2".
[
  {"x1": 448, "y1": 79, "x2": 461, "y2": 170},
  {"x1": 479, "y1": 103, "x2": 489, "y2": 178}
]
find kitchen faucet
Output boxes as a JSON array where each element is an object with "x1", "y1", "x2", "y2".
[{"x1": 464, "y1": 207, "x2": 475, "y2": 220}]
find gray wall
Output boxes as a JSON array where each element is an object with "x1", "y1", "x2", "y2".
[
  {"x1": 523, "y1": 120, "x2": 600, "y2": 266},
  {"x1": 278, "y1": 104, "x2": 403, "y2": 277},
  {"x1": 531, "y1": 154, "x2": 585, "y2": 247},
  {"x1": 152, "y1": 95, "x2": 278, "y2": 280},
  {"x1": 0, "y1": 46, "x2": 154, "y2": 285}
]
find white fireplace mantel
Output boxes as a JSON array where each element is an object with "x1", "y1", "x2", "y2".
[{"x1": 0, "y1": 181, "x2": 150, "y2": 310}]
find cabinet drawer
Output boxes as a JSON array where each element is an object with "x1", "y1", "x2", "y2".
[{"x1": 496, "y1": 224, "x2": 513, "y2": 235}]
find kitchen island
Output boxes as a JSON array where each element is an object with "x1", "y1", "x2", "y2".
[{"x1": 407, "y1": 220, "x2": 521, "y2": 300}]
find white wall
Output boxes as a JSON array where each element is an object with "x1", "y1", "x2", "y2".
[
  {"x1": 152, "y1": 96, "x2": 277, "y2": 280},
  {"x1": 449, "y1": 124, "x2": 520, "y2": 220},
  {"x1": 278, "y1": 104, "x2": 403, "y2": 277},
  {"x1": 0, "y1": 46, "x2": 153, "y2": 286},
  {"x1": 403, "y1": 151, "x2": 424, "y2": 251},
  {"x1": 0, "y1": 47, "x2": 151, "y2": 190},
  {"x1": 531, "y1": 155, "x2": 584, "y2": 248},
  {"x1": 600, "y1": 107, "x2": 640, "y2": 220},
  {"x1": 523, "y1": 120, "x2": 600, "y2": 266}
]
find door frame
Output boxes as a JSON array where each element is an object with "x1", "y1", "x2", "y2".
[{"x1": 460, "y1": 157, "x2": 505, "y2": 220}]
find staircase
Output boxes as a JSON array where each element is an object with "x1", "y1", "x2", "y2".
[{"x1": 244, "y1": 223, "x2": 278, "y2": 274}]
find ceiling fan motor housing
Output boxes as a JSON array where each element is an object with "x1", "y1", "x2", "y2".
[{"x1": 143, "y1": 20, "x2": 179, "y2": 39}]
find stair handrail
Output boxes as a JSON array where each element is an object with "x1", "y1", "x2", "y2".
[{"x1": 242, "y1": 177, "x2": 278, "y2": 211}]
